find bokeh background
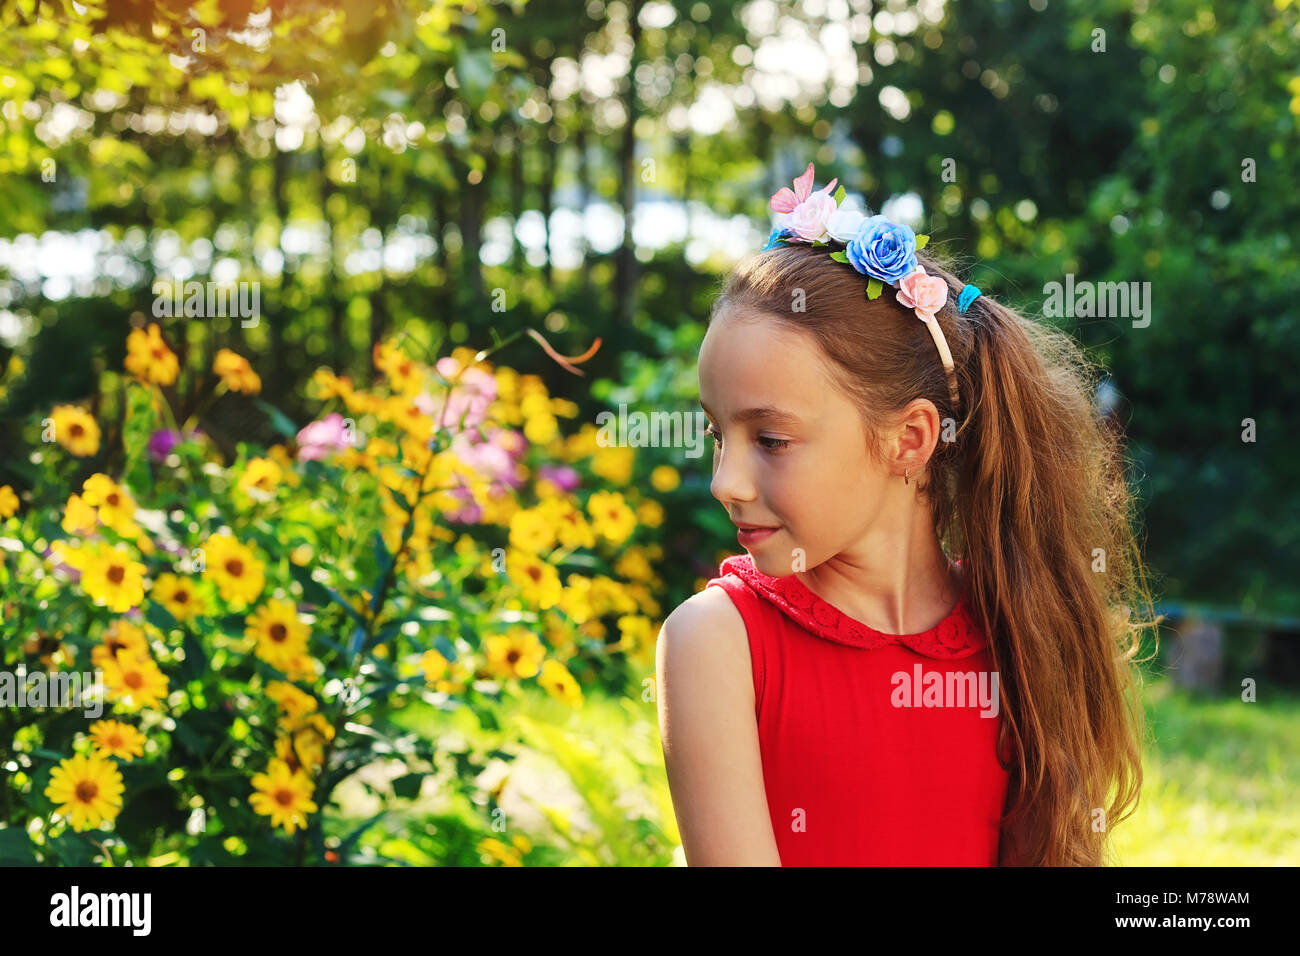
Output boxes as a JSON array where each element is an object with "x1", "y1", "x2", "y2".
[{"x1": 0, "y1": 0, "x2": 1296, "y2": 865}]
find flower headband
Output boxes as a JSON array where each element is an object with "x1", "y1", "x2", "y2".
[{"x1": 763, "y1": 162, "x2": 980, "y2": 410}]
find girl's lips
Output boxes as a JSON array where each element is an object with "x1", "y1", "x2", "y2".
[{"x1": 737, "y1": 526, "x2": 778, "y2": 548}]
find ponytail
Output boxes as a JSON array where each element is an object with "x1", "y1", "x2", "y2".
[{"x1": 951, "y1": 283, "x2": 1159, "y2": 865}]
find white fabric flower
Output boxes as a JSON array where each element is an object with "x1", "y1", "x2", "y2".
[{"x1": 826, "y1": 197, "x2": 870, "y2": 243}]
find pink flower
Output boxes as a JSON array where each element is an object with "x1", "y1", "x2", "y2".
[
  {"x1": 785, "y1": 192, "x2": 839, "y2": 242},
  {"x1": 296, "y1": 412, "x2": 350, "y2": 461},
  {"x1": 429, "y1": 360, "x2": 497, "y2": 430},
  {"x1": 895, "y1": 266, "x2": 949, "y2": 321},
  {"x1": 769, "y1": 162, "x2": 838, "y2": 214}
]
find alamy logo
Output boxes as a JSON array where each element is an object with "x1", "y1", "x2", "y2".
[
  {"x1": 152, "y1": 278, "x2": 260, "y2": 327},
  {"x1": 1043, "y1": 273, "x2": 1151, "y2": 327},
  {"x1": 890, "y1": 664, "x2": 1000, "y2": 717},
  {"x1": 49, "y1": 886, "x2": 151, "y2": 935},
  {"x1": 595, "y1": 404, "x2": 711, "y2": 459},
  {"x1": 0, "y1": 668, "x2": 103, "y2": 718}
]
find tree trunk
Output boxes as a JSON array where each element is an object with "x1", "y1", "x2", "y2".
[{"x1": 615, "y1": 0, "x2": 643, "y2": 326}]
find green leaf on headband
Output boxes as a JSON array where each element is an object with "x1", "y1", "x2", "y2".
[
  {"x1": 866, "y1": 278, "x2": 884, "y2": 300},
  {"x1": 829, "y1": 250, "x2": 849, "y2": 263},
  {"x1": 833, "y1": 185, "x2": 846, "y2": 205},
  {"x1": 811, "y1": 240, "x2": 827, "y2": 247},
  {"x1": 915, "y1": 234, "x2": 930, "y2": 250}
]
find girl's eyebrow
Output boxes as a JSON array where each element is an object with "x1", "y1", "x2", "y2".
[{"x1": 699, "y1": 401, "x2": 804, "y2": 427}]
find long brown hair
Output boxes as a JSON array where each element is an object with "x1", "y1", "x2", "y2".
[{"x1": 710, "y1": 240, "x2": 1161, "y2": 865}]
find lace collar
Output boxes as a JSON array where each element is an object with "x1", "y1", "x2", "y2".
[{"x1": 716, "y1": 553, "x2": 987, "y2": 659}]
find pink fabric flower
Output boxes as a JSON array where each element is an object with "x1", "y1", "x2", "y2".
[
  {"x1": 895, "y1": 266, "x2": 949, "y2": 321},
  {"x1": 769, "y1": 162, "x2": 838, "y2": 214},
  {"x1": 296, "y1": 412, "x2": 350, "y2": 461},
  {"x1": 785, "y1": 192, "x2": 839, "y2": 242}
]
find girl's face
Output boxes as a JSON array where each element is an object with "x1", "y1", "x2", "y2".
[{"x1": 698, "y1": 308, "x2": 907, "y2": 577}]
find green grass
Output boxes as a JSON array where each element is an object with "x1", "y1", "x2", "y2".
[{"x1": 1109, "y1": 676, "x2": 1300, "y2": 865}]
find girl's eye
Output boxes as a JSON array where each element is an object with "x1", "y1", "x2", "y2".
[{"x1": 705, "y1": 426, "x2": 788, "y2": 452}]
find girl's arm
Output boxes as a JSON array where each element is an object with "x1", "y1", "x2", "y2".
[{"x1": 655, "y1": 588, "x2": 783, "y2": 866}]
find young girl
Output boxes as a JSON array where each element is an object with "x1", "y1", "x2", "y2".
[{"x1": 655, "y1": 163, "x2": 1158, "y2": 866}]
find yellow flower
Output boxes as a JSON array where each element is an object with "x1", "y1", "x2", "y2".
[
  {"x1": 276, "y1": 652, "x2": 320, "y2": 684},
  {"x1": 124, "y1": 323, "x2": 179, "y2": 386},
  {"x1": 590, "y1": 445, "x2": 635, "y2": 485},
  {"x1": 237, "y1": 457, "x2": 282, "y2": 496},
  {"x1": 616, "y1": 614, "x2": 655, "y2": 651},
  {"x1": 383, "y1": 396, "x2": 434, "y2": 442},
  {"x1": 614, "y1": 548, "x2": 655, "y2": 583},
  {"x1": 546, "y1": 497, "x2": 596, "y2": 551},
  {"x1": 49, "y1": 404, "x2": 101, "y2": 457},
  {"x1": 649, "y1": 465, "x2": 680, "y2": 492},
  {"x1": 88, "y1": 720, "x2": 147, "y2": 761},
  {"x1": 508, "y1": 505, "x2": 558, "y2": 555},
  {"x1": 245, "y1": 599, "x2": 310, "y2": 671},
  {"x1": 589, "y1": 575, "x2": 639, "y2": 615},
  {"x1": 264, "y1": 444, "x2": 301, "y2": 487},
  {"x1": 150, "y1": 572, "x2": 206, "y2": 622},
  {"x1": 484, "y1": 627, "x2": 546, "y2": 680},
  {"x1": 636, "y1": 498, "x2": 665, "y2": 528},
  {"x1": 276, "y1": 712, "x2": 335, "y2": 772},
  {"x1": 80, "y1": 543, "x2": 147, "y2": 613},
  {"x1": 311, "y1": 367, "x2": 355, "y2": 402},
  {"x1": 478, "y1": 835, "x2": 529, "y2": 866},
  {"x1": 61, "y1": 493, "x2": 98, "y2": 535},
  {"x1": 91, "y1": 619, "x2": 152, "y2": 670},
  {"x1": 506, "y1": 550, "x2": 563, "y2": 609},
  {"x1": 249, "y1": 759, "x2": 318, "y2": 834},
  {"x1": 373, "y1": 340, "x2": 424, "y2": 395},
  {"x1": 557, "y1": 575, "x2": 596, "y2": 624},
  {"x1": 213, "y1": 348, "x2": 261, "y2": 394},
  {"x1": 102, "y1": 647, "x2": 170, "y2": 711},
  {"x1": 420, "y1": 648, "x2": 449, "y2": 685},
  {"x1": 45, "y1": 753, "x2": 125, "y2": 831},
  {"x1": 0, "y1": 484, "x2": 17, "y2": 518},
  {"x1": 81, "y1": 473, "x2": 136, "y2": 532},
  {"x1": 538, "y1": 658, "x2": 584, "y2": 708},
  {"x1": 587, "y1": 490, "x2": 637, "y2": 545},
  {"x1": 201, "y1": 533, "x2": 265, "y2": 606},
  {"x1": 266, "y1": 680, "x2": 317, "y2": 719}
]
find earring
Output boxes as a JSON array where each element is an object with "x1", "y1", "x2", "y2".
[{"x1": 904, "y1": 469, "x2": 910, "y2": 485}]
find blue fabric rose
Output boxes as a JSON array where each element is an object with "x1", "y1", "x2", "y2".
[
  {"x1": 762, "y1": 224, "x2": 793, "y2": 251},
  {"x1": 845, "y1": 215, "x2": 918, "y2": 283}
]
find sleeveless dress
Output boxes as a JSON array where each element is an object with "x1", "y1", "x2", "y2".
[{"x1": 705, "y1": 553, "x2": 1009, "y2": 866}]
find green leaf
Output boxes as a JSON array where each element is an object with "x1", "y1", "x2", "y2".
[
  {"x1": 866, "y1": 278, "x2": 884, "y2": 300},
  {"x1": 391, "y1": 774, "x2": 423, "y2": 800},
  {"x1": 122, "y1": 386, "x2": 155, "y2": 498},
  {"x1": 347, "y1": 624, "x2": 367, "y2": 658},
  {"x1": 829, "y1": 250, "x2": 849, "y2": 263},
  {"x1": 254, "y1": 399, "x2": 299, "y2": 439},
  {"x1": 144, "y1": 600, "x2": 179, "y2": 635},
  {"x1": 0, "y1": 827, "x2": 37, "y2": 866},
  {"x1": 833, "y1": 184, "x2": 846, "y2": 205},
  {"x1": 180, "y1": 630, "x2": 208, "y2": 683},
  {"x1": 915, "y1": 234, "x2": 930, "y2": 250}
]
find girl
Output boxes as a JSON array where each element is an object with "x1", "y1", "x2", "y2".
[{"x1": 655, "y1": 164, "x2": 1159, "y2": 866}]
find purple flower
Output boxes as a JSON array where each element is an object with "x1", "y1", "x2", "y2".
[
  {"x1": 148, "y1": 429, "x2": 183, "y2": 462},
  {"x1": 148, "y1": 428, "x2": 202, "y2": 462},
  {"x1": 538, "y1": 464, "x2": 580, "y2": 493},
  {"x1": 296, "y1": 412, "x2": 350, "y2": 461},
  {"x1": 845, "y1": 215, "x2": 918, "y2": 284}
]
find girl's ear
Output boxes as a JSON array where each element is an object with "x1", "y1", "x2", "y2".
[{"x1": 892, "y1": 397, "x2": 944, "y2": 472}]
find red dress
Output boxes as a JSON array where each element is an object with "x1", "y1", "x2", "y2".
[{"x1": 705, "y1": 553, "x2": 1009, "y2": 866}]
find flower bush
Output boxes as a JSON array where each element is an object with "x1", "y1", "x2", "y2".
[{"x1": 0, "y1": 322, "x2": 676, "y2": 865}]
